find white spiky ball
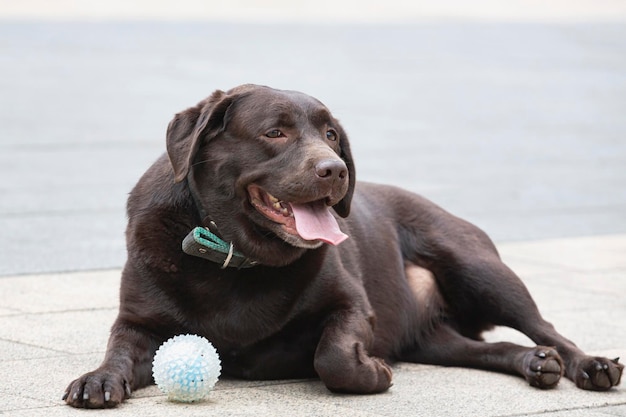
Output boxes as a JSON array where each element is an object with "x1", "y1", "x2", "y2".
[{"x1": 152, "y1": 334, "x2": 221, "y2": 402}]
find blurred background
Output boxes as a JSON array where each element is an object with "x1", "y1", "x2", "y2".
[{"x1": 1, "y1": 0, "x2": 625, "y2": 275}]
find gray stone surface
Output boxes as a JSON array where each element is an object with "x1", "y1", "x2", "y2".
[{"x1": 1, "y1": 235, "x2": 625, "y2": 416}]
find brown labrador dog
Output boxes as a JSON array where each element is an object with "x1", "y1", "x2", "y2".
[{"x1": 64, "y1": 84, "x2": 623, "y2": 408}]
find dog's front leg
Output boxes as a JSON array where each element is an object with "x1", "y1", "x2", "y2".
[
  {"x1": 63, "y1": 321, "x2": 158, "y2": 408},
  {"x1": 314, "y1": 309, "x2": 393, "y2": 394}
]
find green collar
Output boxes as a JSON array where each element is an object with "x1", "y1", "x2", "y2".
[{"x1": 182, "y1": 227, "x2": 259, "y2": 269}]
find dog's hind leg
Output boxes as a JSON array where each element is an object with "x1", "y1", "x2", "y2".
[
  {"x1": 401, "y1": 324, "x2": 565, "y2": 389},
  {"x1": 429, "y1": 252, "x2": 623, "y2": 391},
  {"x1": 402, "y1": 262, "x2": 562, "y2": 388}
]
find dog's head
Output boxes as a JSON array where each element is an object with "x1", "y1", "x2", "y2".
[{"x1": 166, "y1": 84, "x2": 356, "y2": 266}]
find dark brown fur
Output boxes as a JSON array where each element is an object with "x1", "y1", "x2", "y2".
[{"x1": 64, "y1": 84, "x2": 622, "y2": 408}]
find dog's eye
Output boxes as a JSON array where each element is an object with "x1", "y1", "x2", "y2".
[
  {"x1": 265, "y1": 130, "x2": 284, "y2": 139},
  {"x1": 326, "y1": 129, "x2": 338, "y2": 141}
]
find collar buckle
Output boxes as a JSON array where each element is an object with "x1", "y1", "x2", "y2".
[{"x1": 182, "y1": 227, "x2": 259, "y2": 269}]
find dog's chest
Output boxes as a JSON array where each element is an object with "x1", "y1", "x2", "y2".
[{"x1": 181, "y1": 273, "x2": 307, "y2": 347}]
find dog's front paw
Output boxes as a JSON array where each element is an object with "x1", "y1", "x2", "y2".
[
  {"x1": 318, "y1": 342, "x2": 393, "y2": 394},
  {"x1": 63, "y1": 369, "x2": 131, "y2": 408},
  {"x1": 522, "y1": 346, "x2": 564, "y2": 389},
  {"x1": 573, "y1": 356, "x2": 623, "y2": 391},
  {"x1": 353, "y1": 342, "x2": 393, "y2": 393}
]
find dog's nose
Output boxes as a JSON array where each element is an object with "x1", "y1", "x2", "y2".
[{"x1": 315, "y1": 159, "x2": 348, "y2": 180}]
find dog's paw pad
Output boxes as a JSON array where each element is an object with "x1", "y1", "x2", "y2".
[
  {"x1": 575, "y1": 356, "x2": 623, "y2": 391},
  {"x1": 523, "y1": 346, "x2": 564, "y2": 389}
]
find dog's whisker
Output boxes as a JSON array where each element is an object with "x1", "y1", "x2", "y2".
[{"x1": 190, "y1": 159, "x2": 212, "y2": 168}]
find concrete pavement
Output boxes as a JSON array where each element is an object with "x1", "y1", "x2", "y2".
[
  {"x1": 1, "y1": 1, "x2": 625, "y2": 415},
  {"x1": 0, "y1": 235, "x2": 625, "y2": 416}
]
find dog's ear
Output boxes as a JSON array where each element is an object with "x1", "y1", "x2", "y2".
[
  {"x1": 333, "y1": 123, "x2": 356, "y2": 218},
  {"x1": 166, "y1": 90, "x2": 237, "y2": 183}
]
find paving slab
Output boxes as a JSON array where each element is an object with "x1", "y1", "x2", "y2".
[{"x1": 0, "y1": 270, "x2": 119, "y2": 314}]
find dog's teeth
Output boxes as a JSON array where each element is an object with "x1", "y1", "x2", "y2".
[
  {"x1": 268, "y1": 194, "x2": 279, "y2": 203},
  {"x1": 273, "y1": 201, "x2": 282, "y2": 210}
]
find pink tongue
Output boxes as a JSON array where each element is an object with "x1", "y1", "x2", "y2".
[{"x1": 290, "y1": 202, "x2": 349, "y2": 246}]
